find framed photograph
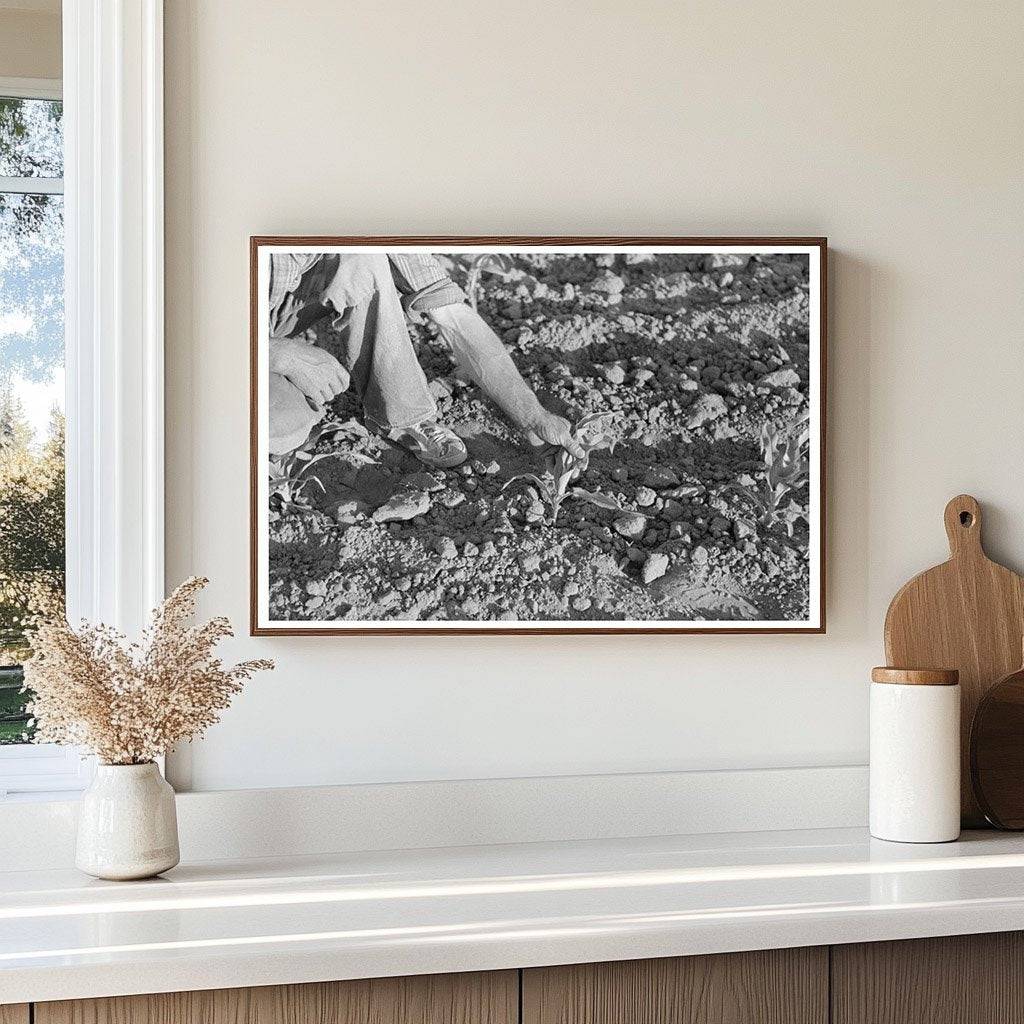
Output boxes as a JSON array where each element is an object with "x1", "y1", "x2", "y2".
[{"x1": 250, "y1": 237, "x2": 826, "y2": 635}]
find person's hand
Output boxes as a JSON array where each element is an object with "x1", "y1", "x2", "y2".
[
  {"x1": 428, "y1": 303, "x2": 585, "y2": 458},
  {"x1": 523, "y1": 409, "x2": 585, "y2": 459},
  {"x1": 268, "y1": 338, "x2": 349, "y2": 407}
]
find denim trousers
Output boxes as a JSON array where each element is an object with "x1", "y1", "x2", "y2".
[{"x1": 268, "y1": 254, "x2": 437, "y2": 454}]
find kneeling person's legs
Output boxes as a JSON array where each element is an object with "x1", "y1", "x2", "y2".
[{"x1": 324, "y1": 255, "x2": 467, "y2": 468}]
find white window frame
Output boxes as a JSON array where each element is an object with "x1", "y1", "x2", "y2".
[
  {"x1": 0, "y1": 77, "x2": 64, "y2": 192},
  {"x1": 0, "y1": 76, "x2": 61, "y2": 101},
  {"x1": 0, "y1": 0, "x2": 165, "y2": 799}
]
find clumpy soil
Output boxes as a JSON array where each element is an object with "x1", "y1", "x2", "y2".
[{"x1": 267, "y1": 252, "x2": 813, "y2": 624}]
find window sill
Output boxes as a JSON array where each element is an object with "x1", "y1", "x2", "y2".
[{"x1": 0, "y1": 744, "x2": 93, "y2": 799}]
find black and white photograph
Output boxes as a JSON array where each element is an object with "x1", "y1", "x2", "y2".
[{"x1": 251, "y1": 239, "x2": 825, "y2": 634}]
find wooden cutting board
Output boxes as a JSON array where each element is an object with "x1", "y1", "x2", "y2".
[{"x1": 884, "y1": 494, "x2": 1024, "y2": 826}]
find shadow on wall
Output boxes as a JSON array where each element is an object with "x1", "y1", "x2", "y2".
[{"x1": 826, "y1": 250, "x2": 873, "y2": 634}]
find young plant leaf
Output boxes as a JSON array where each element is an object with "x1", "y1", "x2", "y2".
[
  {"x1": 465, "y1": 254, "x2": 515, "y2": 311},
  {"x1": 503, "y1": 473, "x2": 550, "y2": 495},
  {"x1": 568, "y1": 487, "x2": 628, "y2": 512}
]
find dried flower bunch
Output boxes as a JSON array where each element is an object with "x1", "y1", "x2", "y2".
[{"x1": 23, "y1": 577, "x2": 273, "y2": 765}]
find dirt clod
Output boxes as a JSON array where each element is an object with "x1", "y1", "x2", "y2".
[
  {"x1": 643, "y1": 467, "x2": 680, "y2": 489},
  {"x1": 613, "y1": 513, "x2": 647, "y2": 539},
  {"x1": 372, "y1": 490, "x2": 431, "y2": 522},
  {"x1": 642, "y1": 553, "x2": 670, "y2": 584},
  {"x1": 434, "y1": 537, "x2": 457, "y2": 559},
  {"x1": 685, "y1": 393, "x2": 729, "y2": 427}
]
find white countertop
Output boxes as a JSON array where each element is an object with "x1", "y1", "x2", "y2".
[{"x1": 4, "y1": 826, "x2": 1024, "y2": 1004}]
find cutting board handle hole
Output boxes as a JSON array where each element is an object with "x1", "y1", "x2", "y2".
[{"x1": 944, "y1": 494, "x2": 983, "y2": 556}]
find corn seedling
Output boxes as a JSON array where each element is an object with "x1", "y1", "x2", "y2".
[
  {"x1": 465, "y1": 254, "x2": 514, "y2": 312},
  {"x1": 268, "y1": 450, "x2": 334, "y2": 513},
  {"x1": 269, "y1": 418, "x2": 371, "y2": 514},
  {"x1": 725, "y1": 414, "x2": 810, "y2": 537},
  {"x1": 503, "y1": 412, "x2": 633, "y2": 526}
]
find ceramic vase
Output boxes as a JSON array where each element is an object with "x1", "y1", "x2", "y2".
[
  {"x1": 869, "y1": 668, "x2": 961, "y2": 843},
  {"x1": 76, "y1": 762, "x2": 180, "y2": 880}
]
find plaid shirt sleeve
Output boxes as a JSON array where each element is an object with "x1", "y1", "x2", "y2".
[
  {"x1": 269, "y1": 253, "x2": 321, "y2": 318},
  {"x1": 388, "y1": 254, "x2": 466, "y2": 313}
]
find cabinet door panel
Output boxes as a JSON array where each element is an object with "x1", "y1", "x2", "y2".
[
  {"x1": 36, "y1": 970, "x2": 517, "y2": 1024},
  {"x1": 523, "y1": 948, "x2": 828, "y2": 1024},
  {"x1": 832, "y1": 932, "x2": 1024, "y2": 1024},
  {"x1": 0, "y1": 1006, "x2": 29, "y2": 1024}
]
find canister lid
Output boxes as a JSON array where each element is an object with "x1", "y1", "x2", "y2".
[{"x1": 871, "y1": 667, "x2": 959, "y2": 686}]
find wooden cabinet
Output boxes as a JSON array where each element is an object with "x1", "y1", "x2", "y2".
[
  {"x1": 832, "y1": 932, "x2": 1024, "y2": 1024},
  {"x1": 34, "y1": 971, "x2": 517, "y2": 1024},
  {"x1": 522, "y1": 948, "x2": 827, "y2": 1024},
  {"x1": 22, "y1": 932, "x2": 1024, "y2": 1024}
]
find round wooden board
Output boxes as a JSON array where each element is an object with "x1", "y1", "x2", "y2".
[{"x1": 970, "y1": 663, "x2": 1024, "y2": 829}]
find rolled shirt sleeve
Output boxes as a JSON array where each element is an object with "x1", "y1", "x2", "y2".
[
  {"x1": 268, "y1": 253, "x2": 323, "y2": 338},
  {"x1": 388, "y1": 254, "x2": 466, "y2": 314}
]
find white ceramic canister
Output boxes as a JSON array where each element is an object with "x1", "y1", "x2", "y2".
[
  {"x1": 870, "y1": 667, "x2": 961, "y2": 843},
  {"x1": 76, "y1": 762, "x2": 180, "y2": 880}
]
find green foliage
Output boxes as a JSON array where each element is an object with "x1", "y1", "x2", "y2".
[
  {"x1": 0, "y1": 96, "x2": 63, "y2": 250},
  {"x1": 503, "y1": 412, "x2": 628, "y2": 525},
  {"x1": 0, "y1": 97, "x2": 63, "y2": 177},
  {"x1": 0, "y1": 96, "x2": 66, "y2": 739},
  {"x1": 0, "y1": 666, "x2": 30, "y2": 744},
  {"x1": 1, "y1": 96, "x2": 65, "y2": 386},
  {"x1": 0, "y1": 396, "x2": 65, "y2": 742},
  {"x1": 726, "y1": 414, "x2": 810, "y2": 537}
]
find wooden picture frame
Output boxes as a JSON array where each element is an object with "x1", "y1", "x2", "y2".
[{"x1": 251, "y1": 237, "x2": 826, "y2": 635}]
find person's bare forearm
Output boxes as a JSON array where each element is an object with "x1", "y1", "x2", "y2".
[
  {"x1": 428, "y1": 303, "x2": 584, "y2": 456},
  {"x1": 428, "y1": 303, "x2": 544, "y2": 430}
]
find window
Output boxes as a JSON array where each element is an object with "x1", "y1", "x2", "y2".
[
  {"x1": 0, "y1": 5, "x2": 166, "y2": 798},
  {"x1": 0, "y1": 79, "x2": 85, "y2": 797}
]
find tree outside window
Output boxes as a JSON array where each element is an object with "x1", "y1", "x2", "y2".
[{"x1": 0, "y1": 94, "x2": 65, "y2": 744}]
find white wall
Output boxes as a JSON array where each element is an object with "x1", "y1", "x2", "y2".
[{"x1": 164, "y1": 0, "x2": 1024, "y2": 792}]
